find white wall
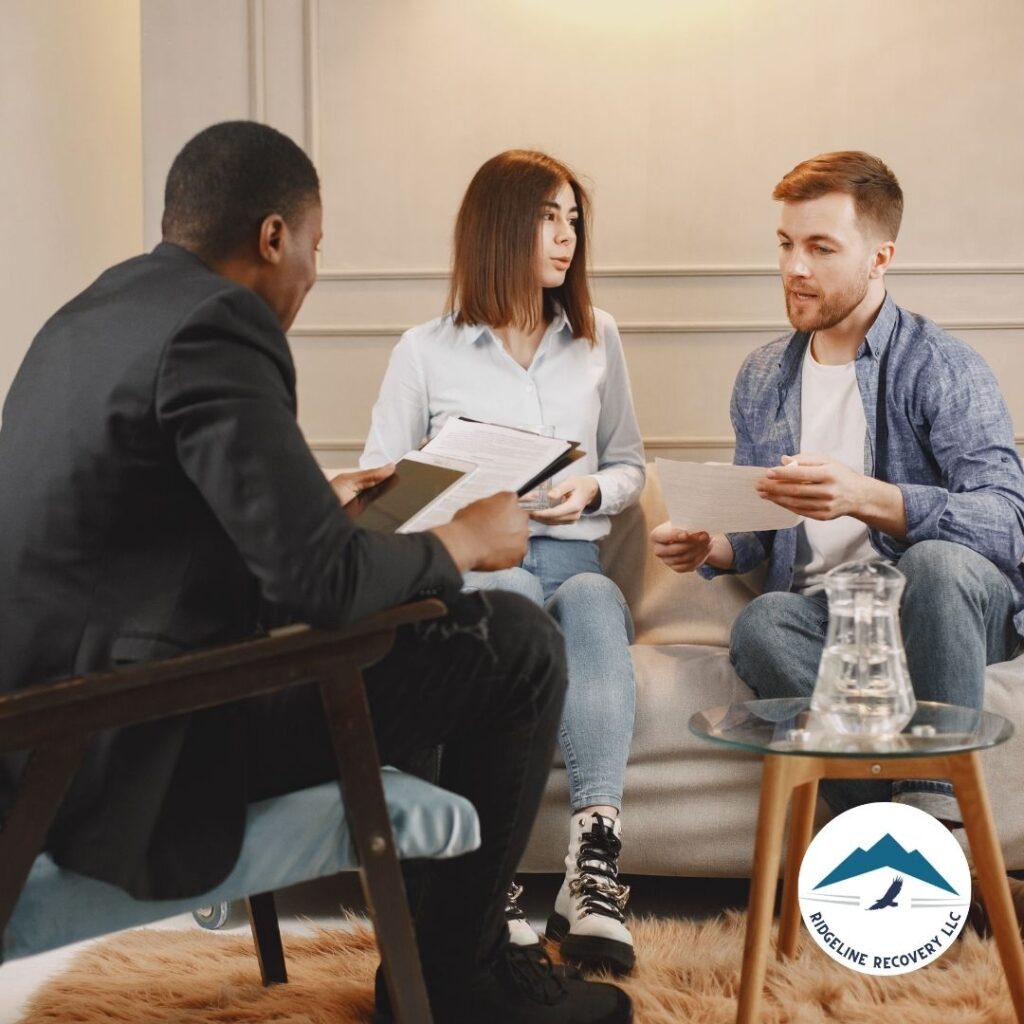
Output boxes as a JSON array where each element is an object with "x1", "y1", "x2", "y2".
[
  {"x1": 0, "y1": 1, "x2": 143, "y2": 413},
  {"x1": 133, "y1": 0, "x2": 1023, "y2": 465}
]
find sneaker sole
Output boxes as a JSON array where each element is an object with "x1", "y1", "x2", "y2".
[{"x1": 545, "y1": 912, "x2": 636, "y2": 975}]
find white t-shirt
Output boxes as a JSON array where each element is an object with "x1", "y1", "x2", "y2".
[{"x1": 791, "y1": 340, "x2": 881, "y2": 593}]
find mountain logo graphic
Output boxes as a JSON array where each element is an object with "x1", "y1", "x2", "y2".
[
  {"x1": 813, "y1": 832, "x2": 958, "y2": 895},
  {"x1": 797, "y1": 803, "x2": 971, "y2": 977}
]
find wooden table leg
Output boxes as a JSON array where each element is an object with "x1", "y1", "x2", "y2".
[
  {"x1": 737, "y1": 755, "x2": 796, "y2": 1024},
  {"x1": 948, "y1": 752, "x2": 1024, "y2": 1024},
  {"x1": 778, "y1": 774, "x2": 820, "y2": 960}
]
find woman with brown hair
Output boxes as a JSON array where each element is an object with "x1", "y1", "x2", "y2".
[{"x1": 362, "y1": 149, "x2": 643, "y2": 974}]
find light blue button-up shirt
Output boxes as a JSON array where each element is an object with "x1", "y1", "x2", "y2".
[
  {"x1": 361, "y1": 307, "x2": 645, "y2": 541},
  {"x1": 701, "y1": 294, "x2": 1024, "y2": 636}
]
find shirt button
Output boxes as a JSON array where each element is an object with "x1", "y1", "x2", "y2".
[{"x1": 525, "y1": 384, "x2": 534, "y2": 392}]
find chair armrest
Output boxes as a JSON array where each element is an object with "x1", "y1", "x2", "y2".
[{"x1": 0, "y1": 598, "x2": 446, "y2": 753}]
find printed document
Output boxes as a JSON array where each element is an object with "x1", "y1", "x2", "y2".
[
  {"x1": 656, "y1": 458, "x2": 802, "y2": 533},
  {"x1": 403, "y1": 418, "x2": 578, "y2": 531}
]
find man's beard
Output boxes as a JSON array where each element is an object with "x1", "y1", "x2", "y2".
[{"x1": 784, "y1": 274, "x2": 870, "y2": 332}]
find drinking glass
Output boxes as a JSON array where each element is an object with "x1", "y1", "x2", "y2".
[{"x1": 514, "y1": 424, "x2": 556, "y2": 510}]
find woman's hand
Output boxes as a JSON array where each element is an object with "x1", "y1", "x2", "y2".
[
  {"x1": 527, "y1": 475, "x2": 600, "y2": 525},
  {"x1": 330, "y1": 463, "x2": 395, "y2": 511}
]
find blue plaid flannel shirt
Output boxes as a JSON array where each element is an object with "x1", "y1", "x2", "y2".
[{"x1": 699, "y1": 293, "x2": 1024, "y2": 637}]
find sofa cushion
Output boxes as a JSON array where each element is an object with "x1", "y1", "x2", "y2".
[{"x1": 600, "y1": 463, "x2": 760, "y2": 647}]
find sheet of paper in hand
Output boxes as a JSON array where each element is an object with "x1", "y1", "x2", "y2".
[
  {"x1": 407, "y1": 417, "x2": 584, "y2": 529},
  {"x1": 656, "y1": 458, "x2": 803, "y2": 534}
]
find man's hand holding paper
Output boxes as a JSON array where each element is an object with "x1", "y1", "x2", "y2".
[
  {"x1": 655, "y1": 458, "x2": 803, "y2": 534},
  {"x1": 755, "y1": 452, "x2": 908, "y2": 538},
  {"x1": 651, "y1": 456, "x2": 804, "y2": 576},
  {"x1": 649, "y1": 524, "x2": 720, "y2": 572},
  {"x1": 328, "y1": 463, "x2": 396, "y2": 509},
  {"x1": 432, "y1": 491, "x2": 530, "y2": 573}
]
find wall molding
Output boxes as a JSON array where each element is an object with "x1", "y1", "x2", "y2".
[
  {"x1": 315, "y1": 263, "x2": 1024, "y2": 282},
  {"x1": 288, "y1": 9, "x2": 1024, "y2": 288},
  {"x1": 291, "y1": 318, "x2": 1024, "y2": 338},
  {"x1": 247, "y1": 0, "x2": 266, "y2": 122},
  {"x1": 309, "y1": 435, "x2": 738, "y2": 454},
  {"x1": 309, "y1": 434, "x2": 1024, "y2": 454},
  {"x1": 303, "y1": 0, "x2": 319, "y2": 169}
]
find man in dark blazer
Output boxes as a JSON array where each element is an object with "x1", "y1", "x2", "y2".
[{"x1": 0, "y1": 122, "x2": 631, "y2": 1024}]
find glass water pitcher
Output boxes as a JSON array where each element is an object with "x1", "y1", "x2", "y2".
[{"x1": 810, "y1": 561, "x2": 916, "y2": 736}]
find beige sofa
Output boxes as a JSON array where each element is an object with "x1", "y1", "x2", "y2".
[{"x1": 520, "y1": 464, "x2": 1024, "y2": 876}]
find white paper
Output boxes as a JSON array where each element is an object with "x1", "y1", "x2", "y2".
[
  {"x1": 656, "y1": 458, "x2": 802, "y2": 533},
  {"x1": 399, "y1": 418, "x2": 572, "y2": 531}
]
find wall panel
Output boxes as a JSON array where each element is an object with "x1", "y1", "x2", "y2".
[
  {"x1": 1, "y1": 1, "x2": 143, "y2": 412},
  {"x1": 139, "y1": 0, "x2": 1024, "y2": 467}
]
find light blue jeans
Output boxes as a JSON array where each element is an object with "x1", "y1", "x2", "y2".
[
  {"x1": 730, "y1": 540, "x2": 1021, "y2": 821},
  {"x1": 465, "y1": 537, "x2": 636, "y2": 812}
]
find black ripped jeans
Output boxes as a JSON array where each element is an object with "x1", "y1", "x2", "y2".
[{"x1": 243, "y1": 589, "x2": 568, "y2": 978}]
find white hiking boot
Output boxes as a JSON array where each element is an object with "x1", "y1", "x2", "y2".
[{"x1": 545, "y1": 812, "x2": 634, "y2": 973}]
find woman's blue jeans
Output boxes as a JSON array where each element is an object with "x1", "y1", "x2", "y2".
[
  {"x1": 465, "y1": 537, "x2": 636, "y2": 812},
  {"x1": 729, "y1": 540, "x2": 1020, "y2": 820}
]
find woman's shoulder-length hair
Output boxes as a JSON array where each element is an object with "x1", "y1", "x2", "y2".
[{"x1": 446, "y1": 149, "x2": 596, "y2": 345}]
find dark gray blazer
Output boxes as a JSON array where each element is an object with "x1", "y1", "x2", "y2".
[{"x1": 0, "y1": 243, "x2": 462, "y2": 898}]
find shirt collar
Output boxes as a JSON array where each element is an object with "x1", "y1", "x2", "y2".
[
  {"x1": 860, "y1": 292, "x2": 898, "y2": 360},
  {"x1": 778, "y1": 291, "x2": 898, "y2": 378},
  {"x1": 549, "y1": 306, "x2": 573, "y2": 336},
  {"x1": 152, "y1": 240, "x2": 211, "y2": 269},
  {"x1": 453, "y1": 318, "x2": 491, "y2": 346},
  {"x1": 453, "y1": 305, "x2": 574, "y2": 345}
]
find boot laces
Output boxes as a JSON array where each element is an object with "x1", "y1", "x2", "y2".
[
  {"x1": 568, "y1": 815, "x2": 630, "y2": 923},
  {"x1": 504, "y1": 880, "x2": 527, "y2": 920},
  {"x1": 504, "y1": 943, "x2": 567, "y2": 1005}
]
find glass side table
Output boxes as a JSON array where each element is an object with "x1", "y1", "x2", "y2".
[{"x1": 690, "y1": 699, "x2": 1024, "y2": 1024}]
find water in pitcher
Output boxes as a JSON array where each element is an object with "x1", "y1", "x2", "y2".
[{"x1": 810, "y1": 563, "x2": 916, "y2": 736}]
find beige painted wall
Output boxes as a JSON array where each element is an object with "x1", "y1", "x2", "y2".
[
  {"x1": 0, "y1": 1, "x2": 143, "y2": 414},
  {"x1": 139, "y1": 0, "x2": 1024, "y2": 466}
]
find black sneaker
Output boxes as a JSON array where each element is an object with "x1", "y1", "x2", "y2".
[{"x1": 374, "y1": 943, "x2": 632, "y2": 1023}]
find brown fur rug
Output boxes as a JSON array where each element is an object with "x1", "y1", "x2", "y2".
[{"x1": 19, "y1": 911, "x2": 1015, "y2": 1023}]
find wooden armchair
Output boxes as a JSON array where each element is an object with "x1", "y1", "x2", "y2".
[{"x1": 0, "y1": 599, "x2": 478, "y2": 1024}]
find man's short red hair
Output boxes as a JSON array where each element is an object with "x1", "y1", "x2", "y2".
[{"x1": 773, "y1": 151, "x2": 904, "y2": 242}]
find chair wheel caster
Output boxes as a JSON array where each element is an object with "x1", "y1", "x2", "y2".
[{"x1": 193, "y1": 901, "x2": 230, "y2": 930}]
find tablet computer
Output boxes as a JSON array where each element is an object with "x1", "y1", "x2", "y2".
[{"x1": 345, "y1": 452, "x2": 475, "y2": 533}]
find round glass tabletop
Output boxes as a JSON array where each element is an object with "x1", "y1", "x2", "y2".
[{"x1": 689, "y1": 699, "x2": 1013, "y2": 758}]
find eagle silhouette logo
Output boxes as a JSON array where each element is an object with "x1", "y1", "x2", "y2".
[{"x1": 867, "y1": 875, "x2": 903, "y2": 910}]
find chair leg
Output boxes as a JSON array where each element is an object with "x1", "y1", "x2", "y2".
[
  {"x1": 0, "y1": 739, "x2": 87, "y2": 937},
  {"x1": 247, "y1": 891, "x2": 288, "y2": 986},
  {"x1": 320, "y1": 663, "x2": 434, "y2": 1024}
]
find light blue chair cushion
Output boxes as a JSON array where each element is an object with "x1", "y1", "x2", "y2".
[{"x1": 4, "y1": 767, "x2": 480, "y2": 961}]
